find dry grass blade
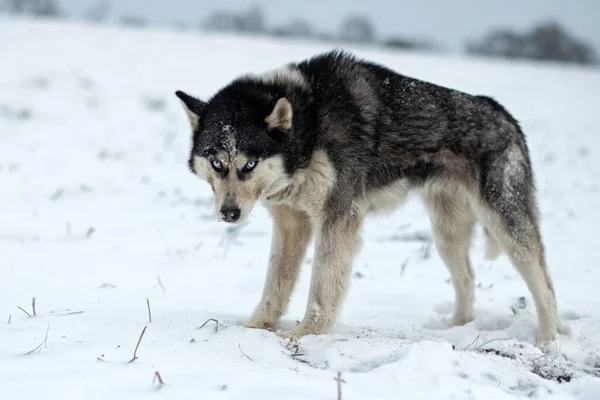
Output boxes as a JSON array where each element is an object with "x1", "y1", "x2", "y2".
[
  {"x1": 463, "y1": 334, "x2": 481, "y2": 350},
  {"x1": 334, "y1": 372, "x2": 346, "y2": 400},
  {"x1": 55, "y1": 310, "x2": 85, "y2": 316},
  {"x1": 400, "y1": 258, "x2": 410, "y2": 277},
  {"x1": 32, "y1": 297, "x2": 37, "y2": 317},
  {"x1": 476, "y1": 337, "x2": 513, "y2": 350},
  {"x1": 146, "y1": 298, "x2": 152, "y2": 323},
  {"x1": 153, "y1": 371, "x2": 165, "y2": 386},
  {"x1": 24, "y1": 324, "x2": 50, "y2": 355},
  {"x1": 238, "y1": 344, "x2": 253, "y2": 362},
  {"x1": 155, "y1": 276, "x2": 166, "y2": 292},
  {"x1": 18, "y1": 306, "x2": 32, "y2": 318},
  {"x1": 128, "y1": 326, "x2": 148, "y2": 363},
  {"x1": 198, "y1": 318, "x2": 219, "y2": 333}
]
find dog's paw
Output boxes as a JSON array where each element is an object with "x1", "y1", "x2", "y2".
[
  {"x1": 537, "y1": 337, "x2": 559, "y2": 354},
  {"x1": 244, "y1": 320, "x2": 276, "y2": 332},
  {"x1": 536, "y1": 331, "x2": 559, "y2": 353},
  {"x1": 276, "y1": 329, "x2": 302, "y2": 345},
  {"x1": 276, "y1": 320, "x2": 323, "y2": 342},
  {"x1": 535, "y1": 326, "x2": 560, "y2": 352}
]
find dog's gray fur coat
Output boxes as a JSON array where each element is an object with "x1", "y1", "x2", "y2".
[{"x1": 176, "y1": 50, "x2": 559, "y2": 348}]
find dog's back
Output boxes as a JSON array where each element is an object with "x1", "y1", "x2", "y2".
[{"x1": 291, "y1": 51, "x2": 530, "y2": 206}]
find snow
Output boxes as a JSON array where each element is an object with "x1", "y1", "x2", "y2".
[{"x1": 1, "y1": 17, "x2": 600, "y2": 399}]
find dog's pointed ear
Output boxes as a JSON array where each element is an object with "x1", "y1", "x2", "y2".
[
  {"x1": 175, "y1": 90, "x2": 206, "y2": 131},
  {"x1": 265, "y1": 97, "x2": 292, "y2": 132}
]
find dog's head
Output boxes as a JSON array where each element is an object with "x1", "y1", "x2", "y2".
[{"x1": 175, "y1": 85, "x2": 294, "y2": 223}]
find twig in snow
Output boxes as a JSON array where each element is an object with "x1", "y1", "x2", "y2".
[
  {"x1": 334, "y1": 372, "x2": 346, "y2": 400},
  {"x1": 65, "y1": 222, "x2": 94, "y2": 240},
  {"x1": 400, "y1": 258, "x2": 410, "y2": 276},
  {"x1": 284, "y1": 342, "x2": 310, "y2": 365},
  {"x1": 238, "y1": 344, "x2": 253, "y2": 362},
  {"x1": 476, "y1": 337, "x2": 513, "y2": 350},
  {"x1": 18, "y1": 297, "x2": 36, "y2": 317},
  {"x1": 153, "y1": 371, "x2": 165, "y2": 386},
  {"x1": 146, "y1": 298, "x2": 152, "y2": 323},
  {"x1": 128, "y1": 326, "x2": 148, "y2": 363},
  {"x1": 420, "y1": 241, "x2": 433, "y2": 260},
  {"x1": 197, "y1": 318, "x2": 219, "y2": 333},
  {"x1": 527, "y1": 342, "x2": 562, "y2": 364},
  {"x1": 18, "y1": 306, "x2": 32, "y2": 318},
  {"x1": 530, "y1": 344, "x2": 572, "y2": 384},
  {"x1": 54, "y1": 310, "x2": 85, "y2": 316},
  {"x1": 463, "y1": 334, "x2": 481, "y2": 350},
  {"x1": 7, "y1": 314, "x2": 11, "y2": 324},
  {"x1": 155, "y1": 276, "x2": 166, "y2": 292},
  {"x1": 24, "y1": 324, "x2": 50, "y2": 355}
]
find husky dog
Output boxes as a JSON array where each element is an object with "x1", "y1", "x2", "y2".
[{"x1": 175, "y1": 50, "x2": 559, "y2": 348}]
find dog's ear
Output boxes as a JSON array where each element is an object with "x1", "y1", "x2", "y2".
[
  {"x1": 265, "y1": 97, "x2": 292, "y2": 132},
  {"x1": 175, "y1": 90, "x2": 206, "y2": 131}
]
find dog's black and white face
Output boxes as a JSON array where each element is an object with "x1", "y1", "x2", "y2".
[{"x1": 176, "y1": 86, "x2": 294, "y2": 223}]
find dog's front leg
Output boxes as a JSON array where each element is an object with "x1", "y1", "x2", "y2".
[
  {"x1": 246, "y1": 205, "x2": 312, "y2": 331},
  {"x1": 283, "y1": 211, "x2": 364, "y2": 338}
]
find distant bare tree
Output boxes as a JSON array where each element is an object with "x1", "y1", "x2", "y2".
[
  {"x1": 203, "y1": 4, "x2": 265, "y2": 34},
  {"x1": 171, "y1": 20, "x2": 189, "y2": 31},
  {"x1": 119, "y1": 15, "x2": 148, "y2": 28},
  {"x1": 271, "y1": 18, "x2": 313, "y2": 38},
  {"x1": 203, "y1": 10, "x2": 238, "y2": 32},
  {"x1": 84, "y1": 0, "x2": 111, "y2": 23},
  {"x1": 2, "y1": 0, "x2": 63, "y2": 18},
  {"x1": 339, "y1": 15, "x2": 375, "y2": 43},
  {"x1": 526, "y1": 22, "x2": 596, "y2": 64},
  {"x1": 241, "y1": 5, "x2": 264, "y2": 33},
  {"x1": 467, "y1": 30, "x2": 525, "y2": 58},
  {"x1": 384, "y1": 36, "x2": 436, "y2": 51},
  {"x1": 35, "y1": 0, "x2": 59, "y2": 17},
  {"x1": 467, "y1": 21, "x2": 597, "y2": 65}
]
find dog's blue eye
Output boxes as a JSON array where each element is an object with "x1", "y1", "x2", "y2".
[
  {"x1": 245, "y1": 160, "x2": 257, "y2": 171},
  {"x1": 211, "y1": 159, "x2": 222, "y2": 170}
]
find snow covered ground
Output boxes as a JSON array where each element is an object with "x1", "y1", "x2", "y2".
[{"x1": 1, "y1": 18, "x2": 600, "y2": 399}]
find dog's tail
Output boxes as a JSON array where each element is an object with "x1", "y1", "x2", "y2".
[{"x1": 483, "y1": 227, "x2": 503, "y2": 260}]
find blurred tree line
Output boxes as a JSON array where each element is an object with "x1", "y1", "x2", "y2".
[
  {"x1": 199, "y1": 5, "x2": 435, "y2": 52},
  {"x1": 0, "y1": 0, "x2": 63, "y2": 17},
  {"x1": 200, "y1": 5, "x2": 598, "y2": 65},
  {"x1": 1, "y1": 1, "x2": 597, "y2": 66},
  {"x1": 467, "y1": 22, "x2": 597, "y2": 65}
]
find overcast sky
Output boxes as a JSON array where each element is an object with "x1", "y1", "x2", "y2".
[{"x1": 58, "y1": 0, "x2": 600, "y2": 52}]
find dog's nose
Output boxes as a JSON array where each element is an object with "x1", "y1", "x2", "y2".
[{"x1": 220, "y1": 207, "x2": 241, "y2": 223}]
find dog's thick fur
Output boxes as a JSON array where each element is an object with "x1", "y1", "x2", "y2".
[{"x1": 176, "y1": 50, "x2": 559, "y2": 348}]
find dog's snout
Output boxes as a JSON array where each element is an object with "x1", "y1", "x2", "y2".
[{"x1": 220, "y1": 207, "x2": 241, "y2": 223}]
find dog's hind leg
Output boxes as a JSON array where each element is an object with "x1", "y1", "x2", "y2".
[
  {"x1": 476, "y1": 144, "x2": 558, "y2": 349},
  {"x1": 281, "y1": 207, "x2": 364, "y2": 339},
  {"x1": 246, "y1": 205, "x2": 312, "y2": 331},
  {"x1": 425, "y1": 189, "x2": 476, "y2": 326}
]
